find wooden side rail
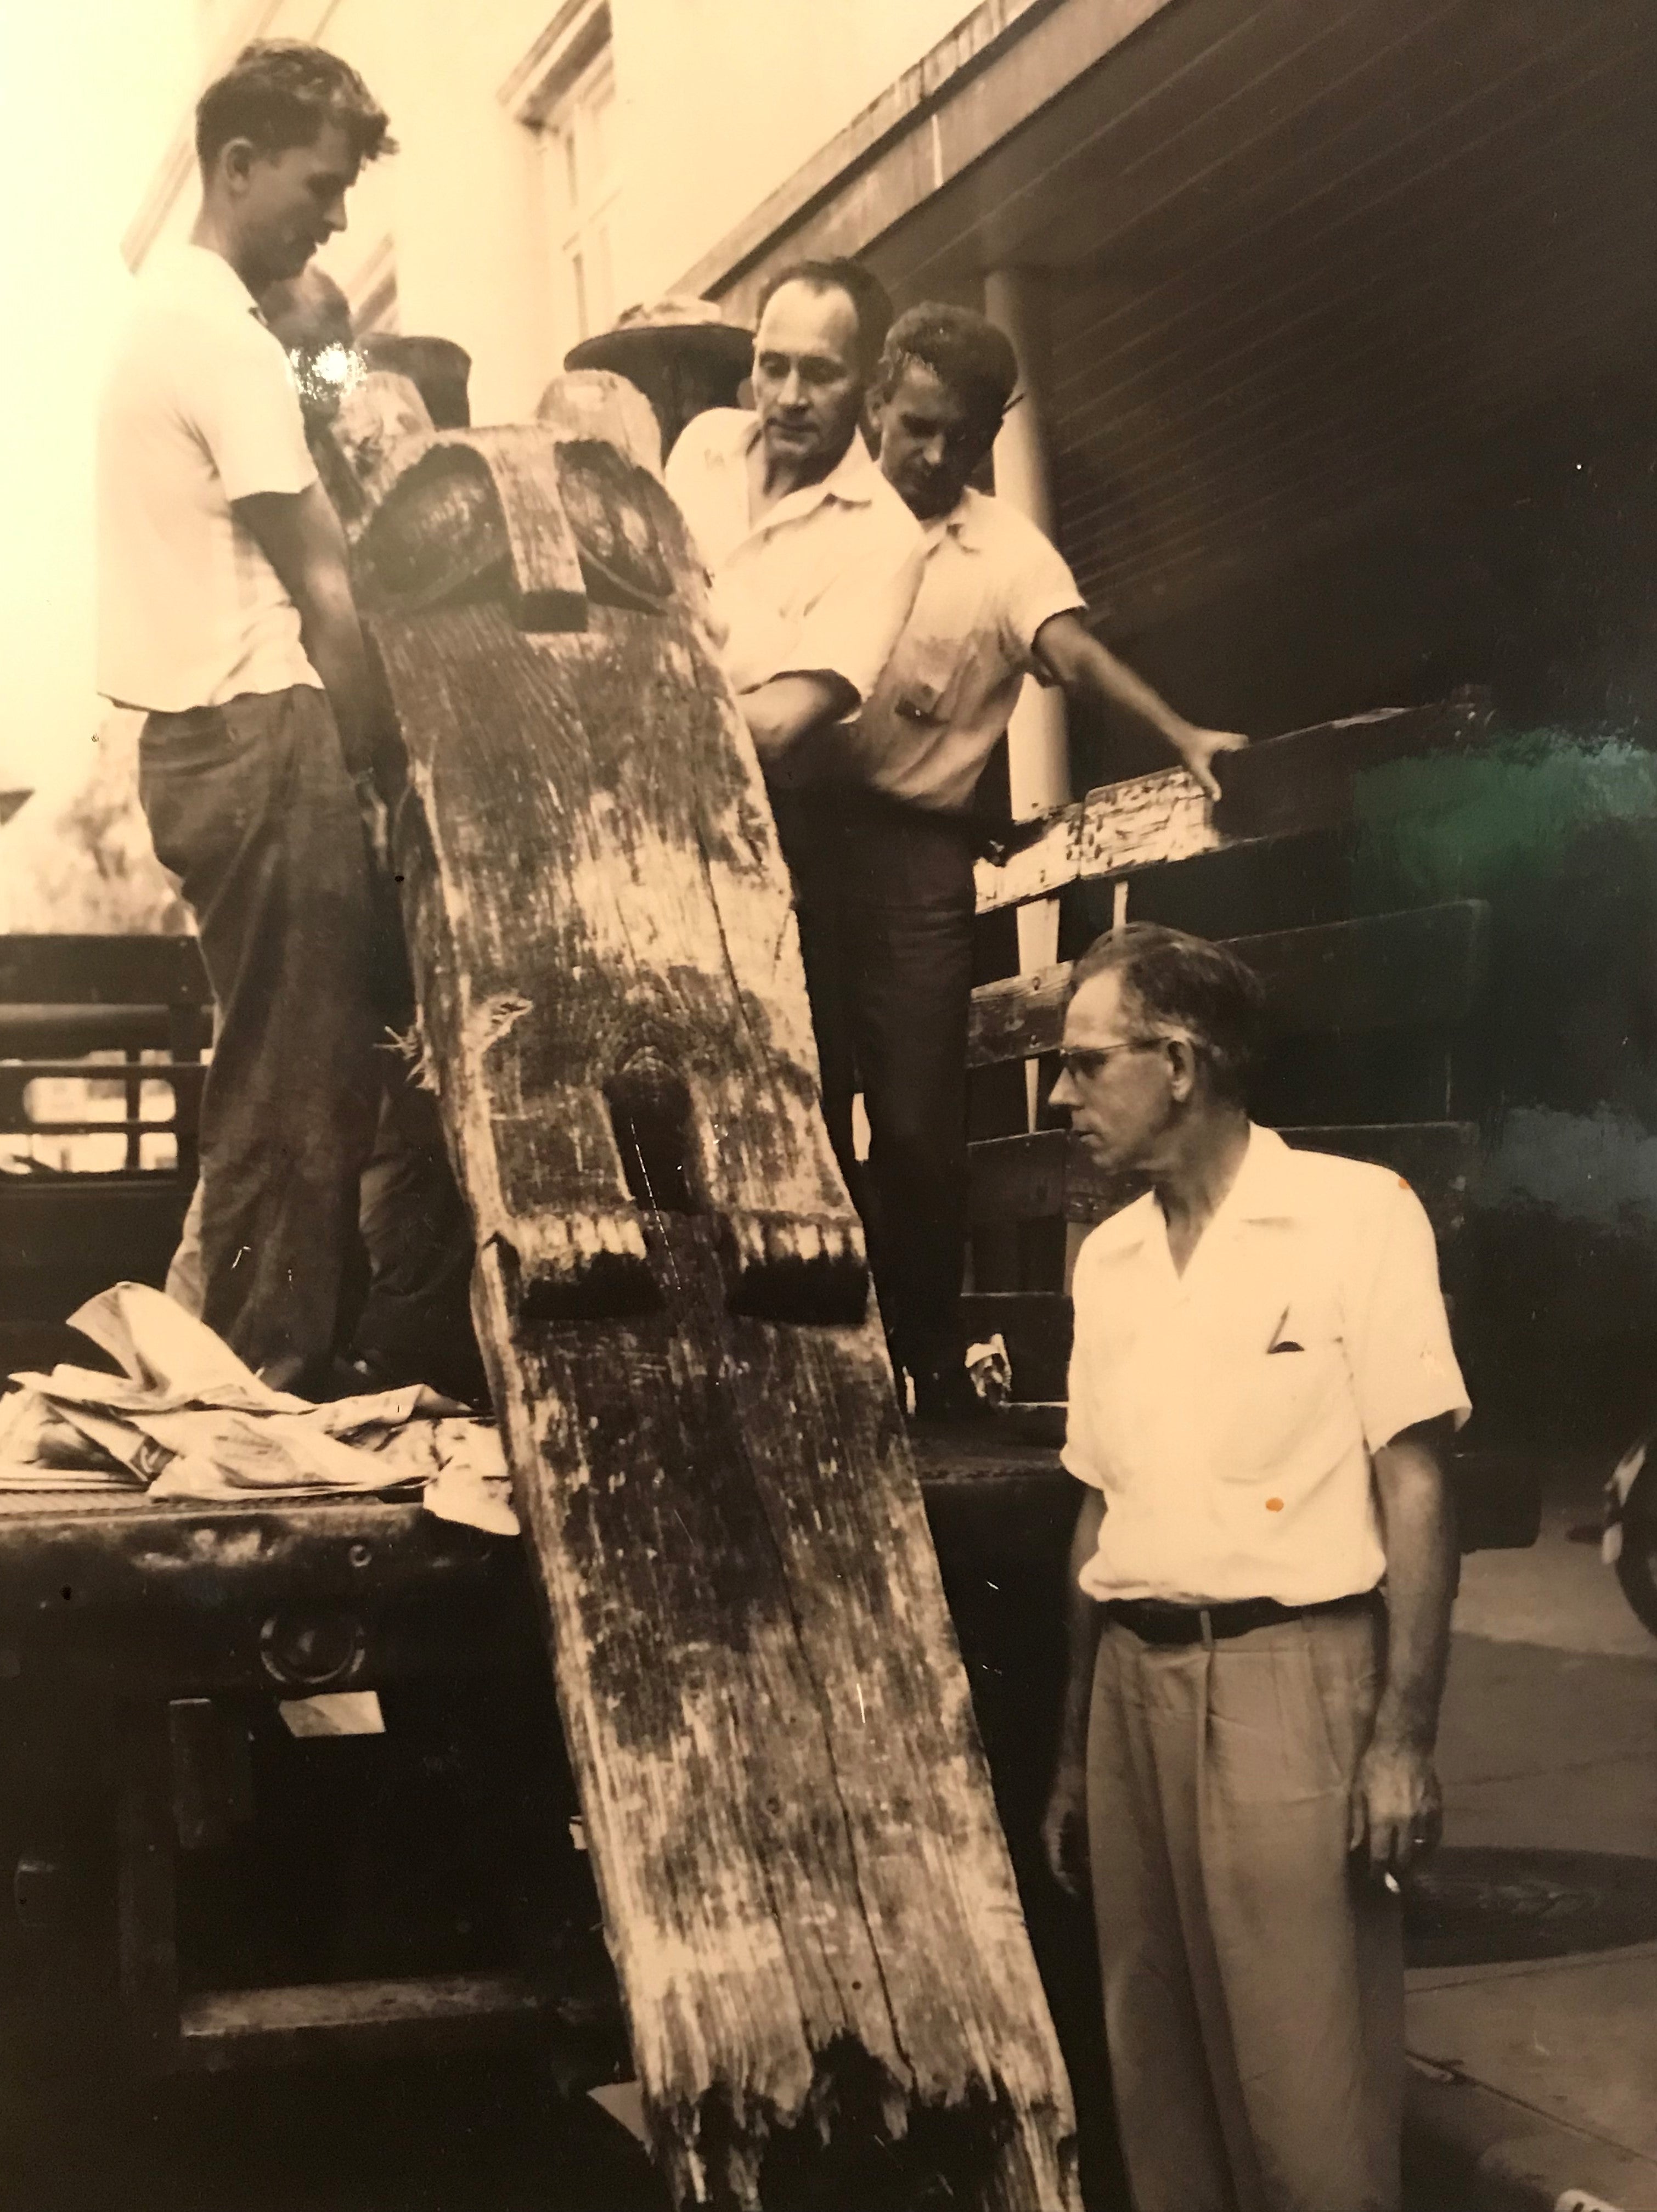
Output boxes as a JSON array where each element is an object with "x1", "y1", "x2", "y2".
[
  {"x1": 0, "y1": 935, "x2": 211, "y2": 1180},
  {"x1": 967, "y1": 1122, "x2": 1479, "y2": 1247},
  {"x1": 974, "y1": 693, "x2": 1489, "y2": 914},
  {"x1": 958, "y1": 696, "x2": 1532, "y2": 1546},
  {"x1": 967, "y1": 902, "x2": 1491, "y2": 1070},
  {"x1": 0, "y1": 935, "x2": 208, "y2": 1011}
]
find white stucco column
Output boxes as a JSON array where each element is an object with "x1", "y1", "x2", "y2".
[
  {"x1": 985, "y1": 267, "x2": 1070, "y2": 1117},
  {"x1": 985, "y1": 267, "x2": 1069, "y2": 830}
]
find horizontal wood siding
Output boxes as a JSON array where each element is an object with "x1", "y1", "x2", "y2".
[
  {"x1": 968, "y1": 1122, "x2": 1478, "y2": 1242},
  {"x1": 967, "y1": 901, "x2": 1490, "y2": 1067}
]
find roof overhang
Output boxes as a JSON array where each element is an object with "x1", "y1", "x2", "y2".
[{"x1": 686, "y1": 0, "x2": 1657, "y2": 639}]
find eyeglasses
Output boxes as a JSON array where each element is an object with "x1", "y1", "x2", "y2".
[{"x1": 1055, "y1": 1039, "x2": 1160, "y2": 1080}]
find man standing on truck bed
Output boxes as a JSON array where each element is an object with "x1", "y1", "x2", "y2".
[
  {"x1": 97, "y1": 41, "x2": 398, "y2": 1398},
  {"x1": 835, "y1": 303, "x2": 1245, "y2": 1419},
  {"x1": 664, "y1": 258, "x2": 925, "y2": 800}
]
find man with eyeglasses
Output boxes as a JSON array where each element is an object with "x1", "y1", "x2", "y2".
[{"x1": 1041, "y1": 922, "x2": 1467, "y2": 2212}]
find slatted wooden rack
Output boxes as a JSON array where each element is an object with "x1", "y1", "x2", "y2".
[
  {"x1": 0, "y1": 935, "x2": 210, "y2": 1377},
  {"x1": 961, "y1": 694, "x2": 1494, "y2": 1425}
]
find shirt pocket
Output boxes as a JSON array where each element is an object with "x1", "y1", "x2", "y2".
[
  {"x1": 885, "y1": 562, "x2": 996, "y2": 723},
  {"x1": 1219, "y1": 1296, "x2": 1346, "y2": 1480},
  {"x1": 888, "y1": 626, "x2": 970, "y2": 722}
]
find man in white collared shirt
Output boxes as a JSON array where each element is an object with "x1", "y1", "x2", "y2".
[
  {"x1": 802, "y1": 304, "x2": 1244, "y2": 1419},
  {"x1": 1041, "y1": 922, "x2": 1468, "y2": 2212},
  {"x1": 97, "y1": 42, "x2": 397, "y2": 1398},
  {"x1": 665, "y1": 261, "x2": 926, "y2": 1395},
  {"x1": 664, "y1": 258, "x2": 924, "y2": 780}
]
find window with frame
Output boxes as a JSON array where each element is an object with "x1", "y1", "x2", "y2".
[{"x1": 538, "y1": 42, "x2": 619, "y2": 350}]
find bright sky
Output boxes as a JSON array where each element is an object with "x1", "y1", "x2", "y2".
[{"x1": 0, "y1": 1, "x2": 198, "y2": 797}]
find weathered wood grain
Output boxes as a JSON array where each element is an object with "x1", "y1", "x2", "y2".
[
  {"x1": 973, "y1": 695, "x2": 1491, "y2": 913},
  {"x1": 354, "y1": 427, "x2": 588, "y2": 631},
  {"x1": 966, "y1": 901, "x2": 1492, "y2": 1069},
  {"x1": 355, "y1": 412, "x2": 1078, "y2": 2210},
  {"x1": 535, "y1": 367, "x2": 663, "y2": 476},
  {"x1": 319, "y1": 370, "x2": 436, "y2": 536}
]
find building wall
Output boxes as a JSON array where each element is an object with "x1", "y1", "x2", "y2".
[{"x1": 130, "y1": 0, "x2": 983, "y2": 425}]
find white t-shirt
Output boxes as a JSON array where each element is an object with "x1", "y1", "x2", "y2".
[
  {"x1": 1063, "y1": 1124, "x2": 1470, "y2": 1606},
  {"x1": 97, "y1": 244, "x2": 321, "y2": 714},
  {"x1": 664, "y1": 407, "x2": 923, "y2": 703},
  {"x1": 848, "y1": 487, "x2": 1085, "y2": 814}
]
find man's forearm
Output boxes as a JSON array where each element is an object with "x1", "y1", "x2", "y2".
[
  {"x1": 1029, "y1": 613, "x2": 1243, "y2": 798},
  {"x1": 1371, "y1": 1420, "x2": 1458, "y2": 1751},
  {"x1": 1056, "y1": 1489, "x2": 1106, "y2": 1764},
  {"x1": 234, "y1": 484, "x2": 374, "y2": 778},
  {"x1": 738, "y1": 671, "x2": 858, "y2": 774},
  {"x1": 1033, "y1": 615, "x2": 1192, "y2": 748},
  {"x1": 1078, "y1": 644, "x2": 1196, "y2": 750},
  {"x1": 299, "y1": 589, "x2": 373, "y2": 778}
]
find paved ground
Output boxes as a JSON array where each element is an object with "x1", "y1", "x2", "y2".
[{"x1": 1407, "y1": 1461, "x2": 1657, "y2": 2207}]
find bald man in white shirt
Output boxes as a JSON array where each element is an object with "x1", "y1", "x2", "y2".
[
  {"x1": 1041, "y1": 924, "x2": 1467, "y2": 2212},
  {"x1": 664, "y1": 258, "x2": 923, "y2": 784}
]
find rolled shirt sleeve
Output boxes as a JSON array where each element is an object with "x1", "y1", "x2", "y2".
[
  {"x1": 1000, "y1": 522, "x2": 1088, "y2": 673},
  {"x1": 1341, "y1": 1179, "x2": 1472, "y2": 1452},
  {"x1": 182, "y1": 318, "x2": 317, "y2": 504}
]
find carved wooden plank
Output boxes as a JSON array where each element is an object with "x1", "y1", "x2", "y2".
[
  {"x1": 353, "y1": 426, "x2": 588, "y2": 630},
  {"x1": 973, "y1": 695, "x2": 1491, "y2": 913},
  {"x1": 967, "y1": 902, "x2": 1492, "y2": 1069},
  {"x1": 354, "y1": 412, "x2": 1077, "y2": 2210},
  {"x1": 968, "y1": 1122, "x2": 1478, "y2": 1243}
]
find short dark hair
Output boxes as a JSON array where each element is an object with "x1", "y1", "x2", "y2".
[
  {"x1": 1068, "y1": 922, "x2": 1265, "y2": 1105},
  {"x1": 196, "y1": 41, "x2": 396, "y2": 173},
  {"x1": 753, "y1": 258, "x2": 893, "y2": 381},
  {"x1": 874, "y1": 302, "x2": 1018, "y2": 429}
]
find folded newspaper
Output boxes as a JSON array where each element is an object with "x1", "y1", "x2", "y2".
[{"x1": 0, "y1": 1282, "x2": 518, "y2": 1536}]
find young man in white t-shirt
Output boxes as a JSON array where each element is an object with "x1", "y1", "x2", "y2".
[
  {"x1": 97, "y1": 42, "x2": 398, "y2": 1397},
  {"x1": 827, "y1": 303, "x2": 1246, "y2": 1418}
]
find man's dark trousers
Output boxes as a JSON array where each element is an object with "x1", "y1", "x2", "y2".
[
  {"x1": 776, "y1": 788, "x2": 977, "y2": 1393},
  {"x1": 139, "y1": 684, "x2": 380, "y2": 1398}
]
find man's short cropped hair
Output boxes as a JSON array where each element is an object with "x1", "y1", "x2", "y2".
[
  {"x1": 196, "y1": 41, "x2": 396, "y2": 172},
  {"x1": 875, "y1": 303, "x2": 1019, "y2": 429},
  {"x1": 754, "y1": 258, "x2": 894, "y2": 382},
  {"x1": 1068, "y1": 922, "x2": 1266, "y2": 1105}
]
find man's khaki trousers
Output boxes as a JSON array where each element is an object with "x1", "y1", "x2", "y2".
[{"x1": 1086, "y1": 1606, "x2": 1404, "y2": 2212}]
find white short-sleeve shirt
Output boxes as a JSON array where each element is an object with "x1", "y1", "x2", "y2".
[
  {"x1": 663, "y1": 408, "x2": 923, "y2": 703},
  {"x1": 847, "y1": 487, "x2": 1086, "y2": 814},
  {"x1": 97, "y1": 244, "x2": 321, "y2": 714},
  {"x1": 1063, "y1": 1124, "x2": 1470, "y2": 1606}
]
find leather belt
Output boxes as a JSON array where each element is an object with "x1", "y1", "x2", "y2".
[{"x1": 1103, "y1": 1588, "x2": 1382, "y2": 1647}]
